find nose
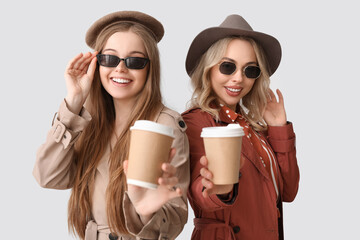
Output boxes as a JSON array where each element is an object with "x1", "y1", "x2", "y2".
[
  {"x1": 115, "y1": 59, "x2": 127, "y2": 72},
  {"x1": 232, "y1": 67, "x2": 244, "y2": 82}
]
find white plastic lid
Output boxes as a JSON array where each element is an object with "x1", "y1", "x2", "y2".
[
  {"x1": 127, "y1": 179, "x2": 158, "y2": 190},
  {"x1": 201, "y1": 124, "x2": 244, "y2": 138},
  {"x1": 130, "y1": 120, "x2": 175, "y2": 138}
]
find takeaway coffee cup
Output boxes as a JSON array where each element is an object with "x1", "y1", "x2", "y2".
[
  {"x1": 201, "y1": 124, "x2": 244, "y2": 185},
  {"x1": 127, "y1": 120, "x2": 175, "y2": 189}
]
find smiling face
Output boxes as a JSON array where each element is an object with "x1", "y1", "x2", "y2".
[
  {"x1": 99, "y1": 31, "x2": 148, "y2": 105},
  {"x1": 210, "y1": 38, "x2": 258, "y2": 111}
]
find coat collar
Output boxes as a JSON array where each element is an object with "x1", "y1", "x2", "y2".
[{"x1": 219, "y1": 104, "x2": 271, "y2": 181}]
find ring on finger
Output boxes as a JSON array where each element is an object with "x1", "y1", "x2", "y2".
[{"x1": 168, "y1": 186, "x2": 177, "y2": 191}]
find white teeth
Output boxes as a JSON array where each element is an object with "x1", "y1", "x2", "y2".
[
  {"x1": 112, "y1": 78, "x2": 131, "y2": 83},
  {"x1": 226, "y1": 87, "x2": 241, "y2": 92}
]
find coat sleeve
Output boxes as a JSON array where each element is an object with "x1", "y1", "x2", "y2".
[
  {"x1": 267, "y1": 122, "x2": 300, "y2": 202},
  {"x1": 33, "y1": 100, "x2": 92, "y2": 189},
  {"x1": 123, "y1": 110, "x2": 190, "y2": 240},
  {"x1": 182, "y1": 110, "x2": 237, "y2": 212}
]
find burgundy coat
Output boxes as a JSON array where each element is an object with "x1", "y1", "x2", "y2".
[{"x1": 182, "y1": 108, "x2": 299, "y2": 240}]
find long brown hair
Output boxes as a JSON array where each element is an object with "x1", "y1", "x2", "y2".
[
  {"x1": 67, "y1": 22, "x2": 162, "y2": 238},
  {"x1": 189, "y1": 36, "x2": 271, "y2": 131}
]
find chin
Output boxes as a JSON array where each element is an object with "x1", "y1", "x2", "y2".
[
  {"x1": 224, "y1": 99, "x2": 241, "y2": 107},
  {"x1": 112, "y1": 95, "x2": 131, "y2": 100}
]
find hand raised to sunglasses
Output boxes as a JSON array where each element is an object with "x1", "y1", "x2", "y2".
[
  {"x1": 64, "y1": 52, "x2": 98, "y2": 115},
  {"x1": 263, "y1": 89, "x2": 287, "y2": 126},
  {"x1": 122, "y1": 148, "x2": 183, "y2": 225}
]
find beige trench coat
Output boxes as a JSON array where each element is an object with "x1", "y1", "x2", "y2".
[{"x1": 33, "y1": 100, "x2": 190, "y2": 240}]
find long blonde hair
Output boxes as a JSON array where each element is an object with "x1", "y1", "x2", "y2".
[
  {"x1": 189, "y1": 36, "x2": 270, "y2": 131},
  {"x1": 67, "y1": 22, "x2": 162, "y2": 238}
]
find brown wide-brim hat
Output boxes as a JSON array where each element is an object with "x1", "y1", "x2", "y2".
[
  {"x1": 86, "y1": 10, "x2": 164, "y2": 49},
  {"x1": 185, "y1": 14, "x2": 282, "y2": 76}
]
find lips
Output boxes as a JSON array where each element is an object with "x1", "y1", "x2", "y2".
[{"x1": 225, "y1": 86, "x2": 242, "y2": 96}]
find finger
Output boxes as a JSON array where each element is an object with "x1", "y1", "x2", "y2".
[
  {"x1": 175, "y1": 187, "x2": 182, "y2": 196},
  {"x1": 168, "y1": 187, "x2": 183, "y2": 199},
  {"x1": 202, "y1": 189, "x2": 209, "y2": 198},
  {"x1": 200, "y1": 167, "x2": 213, "y2": 180},
  {"x1": 86, "y1": 56, "x2": 98, "y2": 79},
  {"x1": 199, "y1": 156, "x2": 208, "y2": 167},
  {"x1": 73, "y1": 53, "x2": 89, "y2": 70},
  {"x1": 167, "y1": 148, "x2": 176, "y2": 163},
  {"x1": 161, "y1": 162, "x2": 177, "y2": 177},
  {"x1": 123, "y1": 160, "x2": 128, "y2": 175},
  {"x1": 276, "y1": 89, "x2": 284, "y2": 105},
  {"x1": 266, "y1": 89, "x2": 272, "y2": 102},
  {"x1": 78, "y1": 52, "x2": 93, "y2": 71},
  {"x1": 203, "y1": 185, "x2": 226, "y2": 197},
  {"x1": 158, "y1": 176, "x2": 178, "y2": 186},
  {"x1": 66, "y1": 53, "x2": 83, "y2": 71},
  {"x1": 203, "y1": 188, "x2": 215, "y2": 197},
  {"x1": 79, "y1": 52, "x2": 98, "y2": 71},
  {"x1": 201, "y1": 177, "x2": 214, "y2": 190},
  {"x1": 268, "y1": 89, "x2": 277, "y2": 102}
]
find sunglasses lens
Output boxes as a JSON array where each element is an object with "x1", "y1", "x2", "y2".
[
  {"x1": 97, "y1": 55, "x2": 119, "y2": 67},
  {"x1": 244, "y1": 66, "x2": 261, "y2": 79},
  {"x1": 219, "y1": 62, "x2": 237, "y2": 75},
  {"x1": 125, "y1": 57, "x2": 149, "y2": 69}
]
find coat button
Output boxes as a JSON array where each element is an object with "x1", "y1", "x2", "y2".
[
  {"x1": 233, "y1": 226, "x2": 240, "y2": 233},
  {"x1": 178, "y1": 120, "x2": 186, "y2": 128},
  {"x1": 109, "y1": 233, "x2": 118, "y2": 240}
]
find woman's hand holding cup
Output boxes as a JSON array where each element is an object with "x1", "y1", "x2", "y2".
[
  {"x1": 123, "y1": 148, "x2": 182, "y2": 224},
  {"x1": 200, "y1": 156, "x2": 233, "y2": 198},
  {"x1": 64, "y1": 52, "x2": 98, "y2": 114}
]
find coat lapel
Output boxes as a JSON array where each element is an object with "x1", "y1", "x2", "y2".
[{"x1": 241, "y1": 135, "x2": 270, "y2": 180}]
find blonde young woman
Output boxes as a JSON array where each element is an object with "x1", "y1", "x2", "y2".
[
  {"x1": 182, "y1": 15, "x2": 300, "y2": 240},
  {"x1": 33, "y1": 11, "x2": 189, "y2": 240}
]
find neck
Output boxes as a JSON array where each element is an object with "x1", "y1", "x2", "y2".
[{"x1": 113, "y1": 98, "x2": 136, "y2": 135}]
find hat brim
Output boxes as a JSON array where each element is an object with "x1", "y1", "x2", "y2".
[
  {"x1": 86, "y1": 11, "x2": 164, "y2": 49},
  {"x1": 185, "y1": 27, "x2": 281, "y2": 76}
]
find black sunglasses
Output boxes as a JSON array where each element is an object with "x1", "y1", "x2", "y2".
[
  {"x1": 218, "y1": 61, "x2": 261, "y2": 79},
  {"x1": 96, "y1": 54, "x2": 149, "y2": 69}
]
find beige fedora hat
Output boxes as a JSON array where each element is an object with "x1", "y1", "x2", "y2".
[
  {"x1": 86, "y1": 10, "x2": 164, "y2": 49},
  {"x1": 185, "y1": 14, "x2": 281, "y2": 76}
]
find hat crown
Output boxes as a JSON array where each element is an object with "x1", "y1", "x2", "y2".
[
  {"x1": 86, "y1": 11, "x2": 164, "y2": 49},
  {"x1": 219, "y1": 14, "x2": 253, "y2": 31}
]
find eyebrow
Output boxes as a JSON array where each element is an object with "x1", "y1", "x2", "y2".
[
  {"x1": 222, "y1": 57, "x2": 235, "y2": 62},
  {"x1": 102, "y1": 48, "x2": 147, "y2": 57},
  {"x1": 221, "y1": 57, "x2": 258, "y2": 65}
]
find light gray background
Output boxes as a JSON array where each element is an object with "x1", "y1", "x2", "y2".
[{"x1": 1, "y1": 0, "x2": 359, "y2": 239}]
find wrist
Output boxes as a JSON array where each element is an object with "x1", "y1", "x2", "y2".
[
  {"x1": 268, "y1": 121, "x2": 287, "y2": 127},
  {"x1": 65, "y1": 95, "x2": 83, "y2": 115}
]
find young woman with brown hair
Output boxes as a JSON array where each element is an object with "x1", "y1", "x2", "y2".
[{"x1": 33, "y1": 11, "x2": 189, "y2": 240}]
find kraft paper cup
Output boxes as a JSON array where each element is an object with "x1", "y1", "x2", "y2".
[
  {"x1": 201, "y1": 124, "x2": 244, "y2": 185},
  {"x1": 127, "y1": 120, "x2": 175, "y2": 189}
]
